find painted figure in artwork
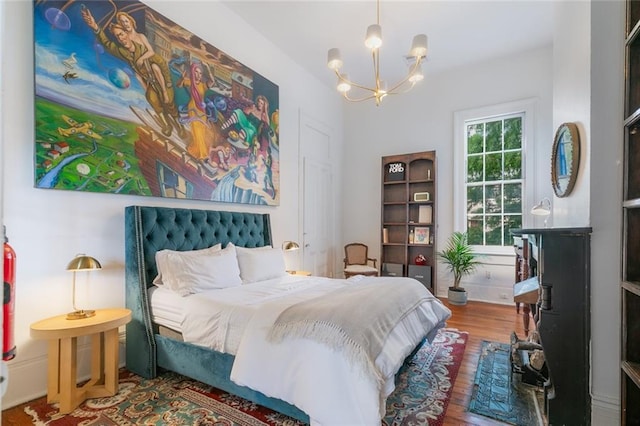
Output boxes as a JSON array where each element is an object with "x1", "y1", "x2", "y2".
[
  {"x1": 209, "y1": 145, "x2": 232, "y2": 171},
  {"x1": 177, "y1": 63, "x2": 215, "y2": 160},
  {"x1": 81, "y1": 6, "x2": 183, "y2": 138},
  {"x1": 263, "y1": 145, "x2": 276, "y2": 199},
  {"x1": 116, "y1": 11, "x2": 171, "y2": 107},
  {"x1": 221, "y1": 94, "x2": 270, "y2": 145}
]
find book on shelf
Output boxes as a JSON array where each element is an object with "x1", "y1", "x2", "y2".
[{"x1": 419, "y1": 205, "x2": 432, "y2": 224}]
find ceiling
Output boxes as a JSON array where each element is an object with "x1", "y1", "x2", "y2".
[{"x1": 221, "y1": 1, "x2": 554, "y2": 92}]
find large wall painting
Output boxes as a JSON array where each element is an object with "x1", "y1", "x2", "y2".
[{"x1": 33, "y1": 0, "x2": 280, "y2": 205}]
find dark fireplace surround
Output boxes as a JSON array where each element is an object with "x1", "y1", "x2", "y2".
[{"x1": 511, "y1": 227, "x2": 592, "y2": 426}]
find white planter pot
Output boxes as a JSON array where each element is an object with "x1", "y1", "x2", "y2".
[{"x1": 448, "y1": 288, "x2": 468, "y2": 305}]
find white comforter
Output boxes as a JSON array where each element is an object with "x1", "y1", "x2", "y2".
[
  {"x1": 160, "y1": 275, "x2": 451, "y2": 425},
  {"x1": 179, "y1": 275, "x2": 338, "y2": 354},
  {"x1": 225, "y1": 275, "x2": 451, "y2": 426}
]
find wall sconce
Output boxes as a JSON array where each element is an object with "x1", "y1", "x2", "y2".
[
  {"x1": 66, "y1": 254, "x2": 101, "y2": 320},
  {"x1": 531, "y1": 198, "x2": 551, "y2": 227}
]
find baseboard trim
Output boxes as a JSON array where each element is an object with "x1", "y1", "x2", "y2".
[{"x1": 591, "y1": 391, "x2": 620, "y2": 424}]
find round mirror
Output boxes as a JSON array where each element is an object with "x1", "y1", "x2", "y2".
[{"x1": 551, "y1": 122, "x2": 580, "y2": 198}]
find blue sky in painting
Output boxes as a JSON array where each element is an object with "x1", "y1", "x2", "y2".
[{"x1": 34, "y1": 1, "x2": 148, "y2": 122}]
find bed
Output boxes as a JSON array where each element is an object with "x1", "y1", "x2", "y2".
[{"x1": 125, "y1": 205, "x2": 451, "y2": 425}]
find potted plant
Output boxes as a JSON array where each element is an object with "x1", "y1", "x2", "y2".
[{"x1": 437, "y1": 231, "x2": 480, "y2": 305}]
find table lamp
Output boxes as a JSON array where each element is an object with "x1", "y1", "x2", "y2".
[
  {"x1": 281, "y1": 241, "x2": 300, "y2": 251},
  {"x1": 66, "y1": 254, "x2": 101, "y2": 320},
  {"x1": 531, "y1": 198, "x2": 551, "y2": 227},
  {"x1": 282, "y1": 241, "x2": 300, "y2": 273}
]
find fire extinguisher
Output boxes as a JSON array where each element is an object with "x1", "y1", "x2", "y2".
[{"x1": 3, "y1": 226, "x2": 16, "y2": 361}]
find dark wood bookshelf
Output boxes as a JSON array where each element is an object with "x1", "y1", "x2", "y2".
[
  {"x1": 622, "y1": 2, "x2": 640, "y2": 422},
  {"x1": 381, "y1": 151, "x2": 437, "y2": 294}
]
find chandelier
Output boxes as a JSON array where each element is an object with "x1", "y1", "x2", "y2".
[{"x1": 326, "y1": 0, "x2": 428, "y2": 106}]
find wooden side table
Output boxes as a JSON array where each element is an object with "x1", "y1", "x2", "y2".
[{"x1": 30, "y1": 308, "x2": 131, "y2": 414}]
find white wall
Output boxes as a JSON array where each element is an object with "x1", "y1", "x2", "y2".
[
  {"x1": 552, "y1": 1, "x2": 591, "y2": 227},
  {"x1": 544, "y1": 2, "x2": 622, "y2": 423},
  {"x1": 0, "y1": 0, "x2": 343, "y2": 409},
  {"x1": 0, "y1": 1, "x2": 624, "y2": 423},
  {"x1": 341, "y1": 46, "x2": 553, "y2": 302},
  {"x1": 589, "y1": 1, "x2": 624, "y2": 423}
]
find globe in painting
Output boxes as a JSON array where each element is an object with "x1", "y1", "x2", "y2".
[
  {"x1": 45, "y1": 8, "x2": 71, "y2": 31},
  {"x1": 108, "y1": 68, "x2": 131, "y2": 89}
]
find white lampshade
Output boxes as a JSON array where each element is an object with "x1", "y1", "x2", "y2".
[
  {"x1": 327, "y1": 48, "x2": 343, "y2": 70},
  {"x1": 337, "y1": 74, "x2": 351, "y2": 93},
  {"x1": 365, "y1": 24, "x2": 382, "y2": 49},
  {"x1": 531, "y1": 198, "x2": 551, "y2": 216},
  {"x1": 282, "y1": 241, "x2": 300, "y2": 251},
  {"x1": 409, "y1": 34, "x2": 428, "y2": 58}
]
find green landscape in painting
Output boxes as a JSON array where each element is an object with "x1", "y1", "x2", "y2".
[{"x1": 34, "y1": 97, "x2": 151, "y2": 196}]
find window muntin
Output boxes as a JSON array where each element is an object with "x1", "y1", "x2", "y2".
[
  {"x1": 157, "y1": 161, "x2": 194, "y2": 199},
  {"x1": 465, "y1": 114, "x2": 524, "y2": 247}
]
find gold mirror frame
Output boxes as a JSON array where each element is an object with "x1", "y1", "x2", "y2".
[{"x1": 551, "y1": 122, "x2": 580, "y2": 198}]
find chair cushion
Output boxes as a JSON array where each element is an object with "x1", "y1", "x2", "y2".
[{"x1": 344, "y1": 265, "x2": 378, "y2": 273}]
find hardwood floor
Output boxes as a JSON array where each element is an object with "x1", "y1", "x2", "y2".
[
  {"x1": 442, "y1": 299, "x2": 528, "y2": 426},
  {"x1": 2, "y1": 299, "x2": 528, "y2": 425}
]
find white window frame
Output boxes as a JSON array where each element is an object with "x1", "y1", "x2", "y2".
[{"x1": 453, "y1": 98, "x2": 537, "y2": 256}]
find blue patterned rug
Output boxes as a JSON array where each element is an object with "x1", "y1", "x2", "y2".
[{"x1": 468, "y1": 340, "x2": 543, "y2": 425}]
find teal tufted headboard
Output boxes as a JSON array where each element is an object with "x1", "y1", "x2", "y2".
[{"x1": 124, "y1": 205, "x2": 272, "y2": 378}]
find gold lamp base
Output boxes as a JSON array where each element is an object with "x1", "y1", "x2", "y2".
[{"x1": 66, "y1": 310, "x2": 96, "y2": 320}]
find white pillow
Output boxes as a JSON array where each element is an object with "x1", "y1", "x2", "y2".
[
  {"x1": 153, "y1": 243, "x2": 221, "y2": 288},
  {"x1": 157, "y1": 244, "x2": 242, "y2": 295},
  {"x1": 235, "y1": 245, "x2": 287, "y2": 283},
  {"x1": 233, "y1": 244, "x2": 272, "y2": 252}
]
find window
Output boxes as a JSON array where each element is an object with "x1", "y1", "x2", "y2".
[
  {"x1": 157, "y1": 161, "x2": 193, "y2": 199},
  {"x1": 466, "y1": 114, "x2": 523, "y2": 246},
  {"x1": 454, "y1": 99, "x2": 536, "y2": 255}
]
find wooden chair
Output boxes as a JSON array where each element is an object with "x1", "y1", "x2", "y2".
[{"x1": 343, "y1": 243, "x2": 378, "y2": 278}]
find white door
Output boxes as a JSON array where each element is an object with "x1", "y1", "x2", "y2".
[
  {"x1": 302, "y1": 157, "x2": 333, "y2": 276},
  {"x1": 299, "y1": 112, "x2": 335, "y2": 277}
]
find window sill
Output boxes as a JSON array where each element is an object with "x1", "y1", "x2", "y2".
[{"x1": 472, "y1": 246, "x2": 517, "y2": 257}]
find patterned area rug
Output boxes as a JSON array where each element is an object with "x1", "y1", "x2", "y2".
[
  {"x1": 468, "y1": 340, "x2": 543, "y2": 426},
  {"x1": 384, "y1": 328, "x2": 468, "y2": 426},
  {"x1": 23, "y1": 328, "x2": 467, "y2": 426}
]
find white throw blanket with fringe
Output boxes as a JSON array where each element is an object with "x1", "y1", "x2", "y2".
[
  {"x1": 266, "y1": 278, "x2": 429, "y2": 387},
  {"x1": 230, "y1": 275, "x2": 452, "y2": 426}
]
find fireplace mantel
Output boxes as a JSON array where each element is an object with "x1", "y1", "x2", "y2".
[{"x1": 511, "y1": 227, "x2": 592, "y2": 425}]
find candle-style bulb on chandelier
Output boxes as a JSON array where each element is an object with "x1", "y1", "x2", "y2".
[{"x1": 327, "y1": 0, "x2": 428, "y2": 106}]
